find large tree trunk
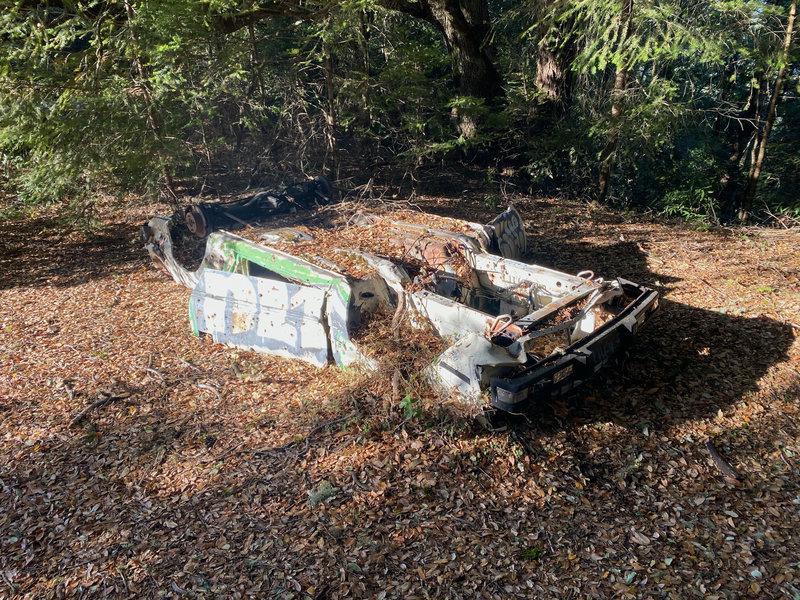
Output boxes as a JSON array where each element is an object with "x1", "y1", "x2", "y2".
[
  {"x1": 384, "y1": 0, "x2": 503, "y2": 100},
  {"x1": 535, "y1": 38, "x2": 576, "y2": 118},
  {"x1": 533, "y1": 11, "x2": 577, "y2": 119},
  {"x1": 214, "y1": 0, "x2": 504, "y2": 138},
  {"x1": 383, "y1": 0, "x2": 504, "y2": 137},
  {"x1": 718, "y1": 74, "x2": 762, "y2": 220},
  {"x1": 740, "y1": 0, "x2": 796, "y2": 220},
  {"x1": 431, "y1": 0, "x2": 503, "y2": 102},
  {"x1": 595, "y1": 0, "x2": 633, "y2": 204},
  {"x1": 216, "y1": 0, "x2": 504, "y2": 105}
]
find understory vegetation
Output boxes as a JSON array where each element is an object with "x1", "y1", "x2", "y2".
[
  {"x1": 0, "y1": 0, "x2": 798, "y2": 224},
  {"x1": 1, "y1": 4, "x2": 799, "y2": 598}
]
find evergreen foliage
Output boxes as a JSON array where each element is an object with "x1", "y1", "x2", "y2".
[{"x1": 0, "y1": 0, "x2": 797, "y2": 223}]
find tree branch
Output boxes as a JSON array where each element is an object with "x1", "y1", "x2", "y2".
[
  {"x1": 379, "y1": 0, "x2": 437, "y2": 24},
  {"x1": 211, "y1": 2, "x2": 332, "y2": 34}
]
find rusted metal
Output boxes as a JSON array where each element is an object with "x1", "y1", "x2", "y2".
[{"x1": 143, "y1": 189, "x2": 658, "y2": 413}]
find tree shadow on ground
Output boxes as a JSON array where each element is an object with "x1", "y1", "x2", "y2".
[
  {"x1": 1, "y1": 195, "x2": 797, "y2": 599},
  {"x1": 507, "y1": 238, "x2": 795, "y2": 436},
  {"x1": 415, "y1": 194, "x2": 795, "y2": 434},
  {"x1": 0, "y1": 216, "x2": 147, "y2": 290}
]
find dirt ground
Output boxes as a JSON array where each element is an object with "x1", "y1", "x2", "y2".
[{"x1": 1, "y1": 189, "x2": 798, "y2": 599}]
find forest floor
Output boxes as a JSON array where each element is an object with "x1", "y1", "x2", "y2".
[{"x1": 1, "y1": 186, "x2": 799, "y2": 600}]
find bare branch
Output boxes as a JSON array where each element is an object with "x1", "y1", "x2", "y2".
[{"x1": 211, "y1": 2, "x2": 332, "y2": 34}]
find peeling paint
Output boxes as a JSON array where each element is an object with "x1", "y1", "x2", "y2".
[{"x1": 143, "y1": 193, "x2": 658, "y2": 413}]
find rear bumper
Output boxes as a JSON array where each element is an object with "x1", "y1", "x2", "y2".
[{"x1": 490, "y1": 280, "x2": 659, "y2": 413}]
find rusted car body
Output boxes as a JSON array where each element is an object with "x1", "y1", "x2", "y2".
[{"x1": 142, "y1": 179, "x2": 658, "y2": 413}]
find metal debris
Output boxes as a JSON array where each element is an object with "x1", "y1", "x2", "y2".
[{"x1": 142, "y1": 181, "x2": 658, "y2": 413}]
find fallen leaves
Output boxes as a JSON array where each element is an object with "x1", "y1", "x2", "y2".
[{"x1": 0, "y1": 195, "x2": 799, "y2": 599}]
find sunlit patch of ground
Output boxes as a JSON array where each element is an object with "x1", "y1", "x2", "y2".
[{"x1": 1, "y1": 193, "x2": 798, "y2": 599}]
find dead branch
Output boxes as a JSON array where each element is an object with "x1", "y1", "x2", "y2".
[
  {"x1": 197, "y1": 382, "x2": 223, "y2": 401},
  {"x1": 391, "y1": 289, "x2": 406, "y2": 333},
  {"x1": 705, "y1": 440, "x2": 742, "y2": 480},
  {"x1": 145, "y1": 367, "x2": 165, "y2": 381},
  {"x1": 69, "y1": 392, "x2": 130, "y2": 428},
  {"x1": 1, "y1": 569, "x2": 15, "y2": 595},
  {"x1": 306, "y1": 411, "x2": 359, "y2": 437},
  {"x1": 391, "y1": 369, "x2": 402, "y2": 402},
  {"x1": 176, "y1": 358, "x2": 202, "y2": 372},
  {"x1": 349, "y1": 468, "x2": 369, "y2": 490},
  {"x1": 700, "y1": 279, "x2": 728, "y2": 298},
  {"x1": 58, "y1": 378, "x2": 75, "y2": 402},
  {"x1": 757, "y1": 262, "x2": 791, "y2": 279},
  {"x1": 225, "y1": 411, "x2": 359, "y2": 460},
  {"x1": 761, "y1": 202, "x2": 792, "y2": 229}
]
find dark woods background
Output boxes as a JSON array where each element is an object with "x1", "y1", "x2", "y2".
[{"x1": 0, "y1": 0, "x2": 797, "y2": 223}]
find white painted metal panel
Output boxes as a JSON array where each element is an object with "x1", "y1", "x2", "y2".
[
  {"x1": 408, "y1": 290, "x2": 491, "y2": 340},
  {"x1": 471, "y1": 253, "x2": 588, "y2": 297},
  {"x1": 190, "y1": 269, "x2": 330, "y2": 367}
]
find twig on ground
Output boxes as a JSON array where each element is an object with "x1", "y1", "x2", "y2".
[
  {"x1": 197, "y1": 382, "x2": 223, "y2": 401},
  {"x1": 306, "y1": 411, "x2": 359, "y2": 437},
  {"x1": 778, "y1": 447, "x2": 795, "y2": 471},
  {"x1": 1, "y1": 570, "x2": 16, "y2": 595},
  {"x1": 119, "y1": 567, "x2": 129, "y2": 594},
  {"x1": 705, "y1": 440, "x2": 742, "y2": 480},
  {"x1": 762, "y1": 202, "x2": 791, "y2": 230},
  {"x1": 59, "y1": 378, "x2": 75, "y2": 402},
  {"x1": 145, "y1": 367, "x2": 165, "y2": 381},
  {"x1": 700, "y1": 279, "x2": 728, "y2": 298},
  {"x1": 349, "y1": 468, "x2": 369, "y2": 490},
  {"x1": 69, "y1": 392, "x2": 130, "y2": 427},
  {"x1": 451, "y1": 517, "x2": 479, "y2": 531},
  {"x1": 227, "y1": 411, "x2": 359, "y2": 460},
  {"x1": 391, "y1": 290, "x2": 406, "y2": 333},
  {"x1": 176, "y1": 358, "x2": 201, "y2": 372},
  {"x1": 536, "y1": 514, "x2": 555, "y2": 553},
  {"x1": 758, "y1": 262, "x2": 788, "y2": 279}
]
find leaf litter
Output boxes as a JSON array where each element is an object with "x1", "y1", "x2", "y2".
[{"x1": 0, "y1": 193, "x2": 798, "y2": 599}]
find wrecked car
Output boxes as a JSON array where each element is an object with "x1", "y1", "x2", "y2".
[{"x1": 142, "y1": 177, "x2": 659, "y2": 413}]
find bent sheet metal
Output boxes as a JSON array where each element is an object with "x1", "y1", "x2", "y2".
[{"x1": 143, "y1": 183, "x2": 658, "y2": 413}]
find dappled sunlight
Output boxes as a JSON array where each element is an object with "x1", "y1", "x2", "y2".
[{"x1": 1, "y1": 198, "x2": 798, "y2": 598}]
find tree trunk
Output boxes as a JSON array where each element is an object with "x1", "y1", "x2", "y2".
[
  {"x1": 535, "y1": 41, "x2": 576, "y2": 118},
  {"x1": 382, "y1": 0, "x2": 504, "y2": 137},
  {"x1": 596, "y1": 0, "x2": 634, "y2": 204},
  {"x1": 596, "y1": 66, "x2": 629, "y2": 203},
  {"x1": 429, "y1": 0, "x2": 503, "y2": 102},
  {"x1": 718, "y1": 74, "x2": 762, "y2": 220},
  {"x1": 215, "y1": 0, "x2": 505, "y2": 138},
  {"x1": 247, "y1": 23, "x2": 267, "y2": 105},
  {"x1": 323, "y1": 33, "x2": 339, "y2": 179},
  {"x1": 534, "y1": 14, "x2": 577, "y2": 118},
  {"x1": 740, "y1": 0, "x2": 796, "y2": 220},
  {"x1": 358, "y1": 10, "x2": 372, "y2": 128}
]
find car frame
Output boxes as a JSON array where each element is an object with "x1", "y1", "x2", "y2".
[{"x1": 142, "y1": 179, "x2": 658, "y2": 413}]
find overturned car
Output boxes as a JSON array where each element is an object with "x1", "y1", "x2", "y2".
[{"x1": 142, "y1": 178, "x2": 658, "y2": 413}]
